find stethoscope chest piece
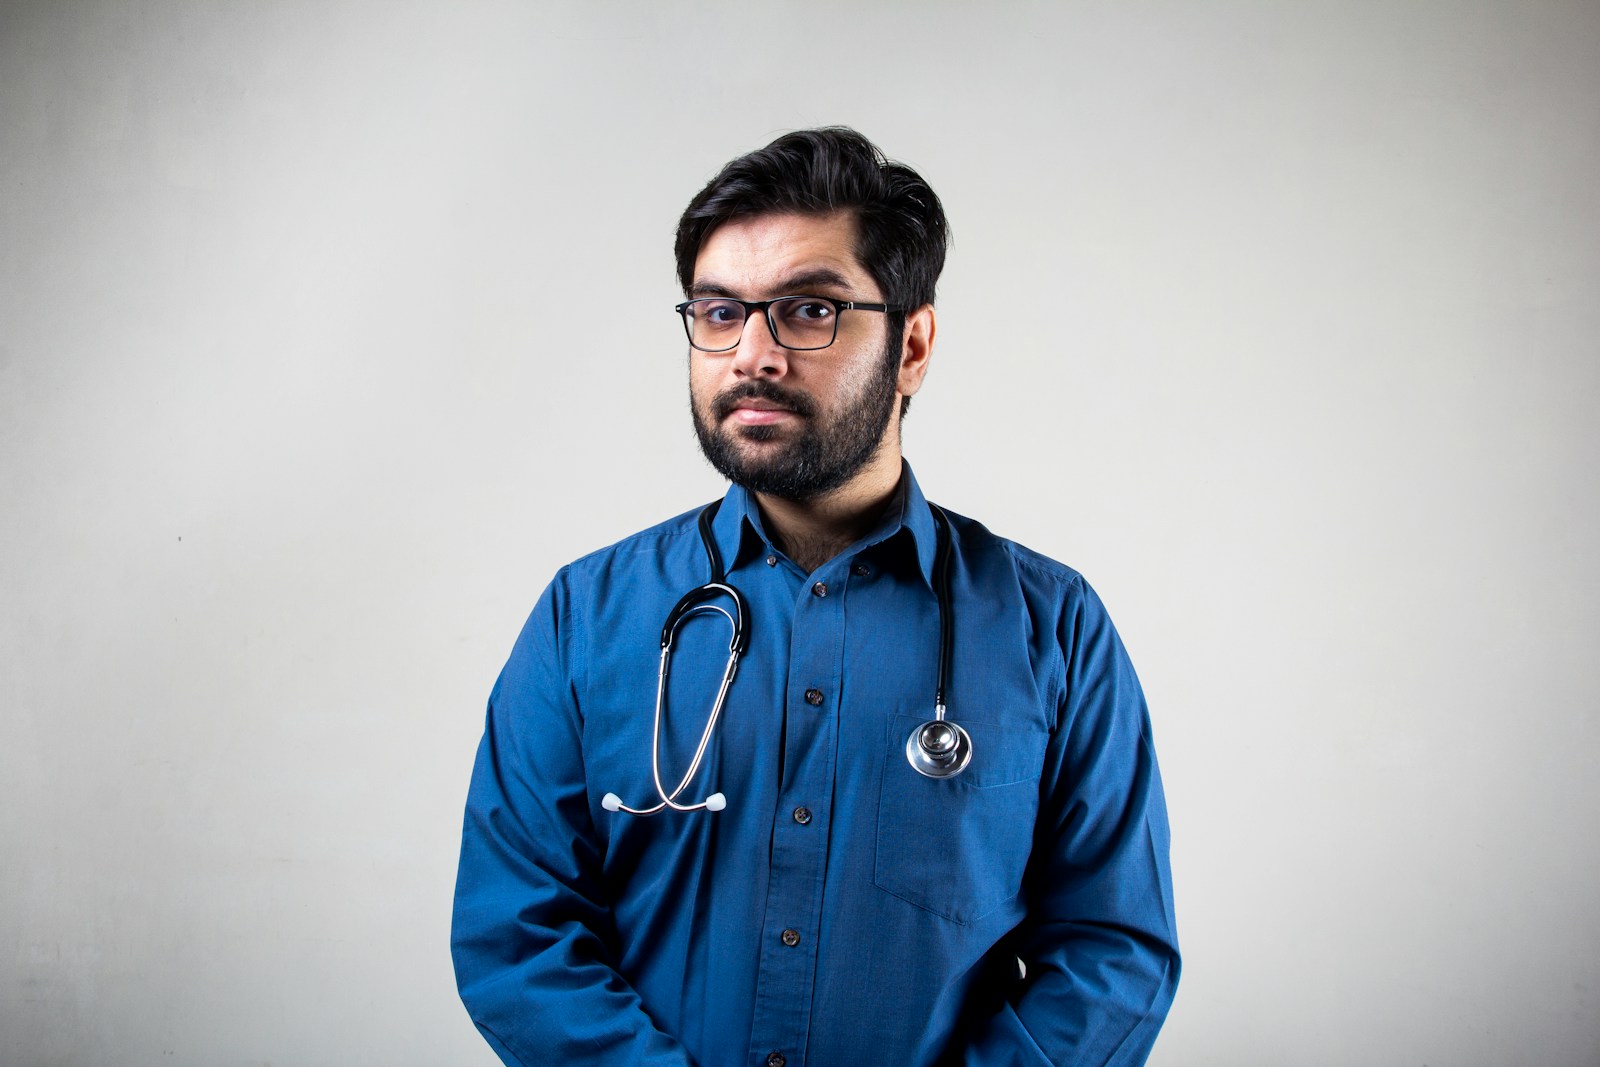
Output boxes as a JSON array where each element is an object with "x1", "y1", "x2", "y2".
[{"x1": 906, "y1": 717, "x2": 973, "y2": 779}]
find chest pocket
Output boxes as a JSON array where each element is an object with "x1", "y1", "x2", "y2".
[{"x1": 874, "y1": 713, "x2": 1048, "y2": 925}]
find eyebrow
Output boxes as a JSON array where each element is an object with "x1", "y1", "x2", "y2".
[{"x1": 690, "y1": 267, "x2": 859, "y2": 300}]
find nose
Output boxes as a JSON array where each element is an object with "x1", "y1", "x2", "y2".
[{"x1": 727, "y1": 310, "x2": 788, "y2": 380}]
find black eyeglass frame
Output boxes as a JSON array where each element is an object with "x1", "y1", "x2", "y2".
[{"x1": 674, "y1": 295, "x2": 905, "y2": 353}]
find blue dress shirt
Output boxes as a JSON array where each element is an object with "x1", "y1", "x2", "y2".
[{"x1": 452, "y1": 466, "x2": 1179, "y2": 1066}]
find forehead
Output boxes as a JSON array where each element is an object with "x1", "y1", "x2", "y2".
[{"x1": 691, "y1": 211, "x2": 874, "y2": 297}]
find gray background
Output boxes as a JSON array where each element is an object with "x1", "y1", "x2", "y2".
[{"x1": 3, "y1": 2, "x2": 1597, "y2": 1065}]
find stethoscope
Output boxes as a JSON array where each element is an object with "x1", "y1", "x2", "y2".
[{"x1": 601, "y1": 500, "x2": 971, "y2": 817}]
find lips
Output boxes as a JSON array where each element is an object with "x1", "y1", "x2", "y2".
[
  {"x1": 728, "y1": 406, "x2": 794, "y2": 427},
  {"x1": 728, "y1": 398, "x2": 795, "y2": 425},
  {"x1": 711, "y1": 381, "x2": 816, "y2": 422}
]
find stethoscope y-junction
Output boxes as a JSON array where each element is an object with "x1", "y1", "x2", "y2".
[{"x1": 601, "y1": 500, "x2": 970, "y2": 817}]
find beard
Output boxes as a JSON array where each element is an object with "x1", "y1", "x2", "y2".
[{"x1": 692, "y1": 335, "x2": 901, "y2": 502}]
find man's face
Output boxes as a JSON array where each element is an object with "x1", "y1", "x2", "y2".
[{"x1": 687, "y1": 211, "x2": 905, "y2": 502}]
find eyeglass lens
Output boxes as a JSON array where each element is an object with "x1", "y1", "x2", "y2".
[{"x1": 682, "y1": 297, "x2": 839, "y2": 352}]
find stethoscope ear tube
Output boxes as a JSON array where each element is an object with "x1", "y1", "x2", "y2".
[
  {"x1": 606, "y1": 502, "x2": 749, "y2": 817},
  {"x1": 605, "y1": 631, "x2": 742, "y2": 816}
]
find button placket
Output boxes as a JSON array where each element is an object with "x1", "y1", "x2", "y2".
[{"x1": 749, "y1": 551, "x2": 842, "y2": 1067}]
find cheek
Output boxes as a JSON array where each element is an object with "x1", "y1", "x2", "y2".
[
  {"x1": 688, "y1": 362, "x2": 721, "y2": 412},
  {"x1": 828, "y1": 355, "x2": 878, "y2": 402}
]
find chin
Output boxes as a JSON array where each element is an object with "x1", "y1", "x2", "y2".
[{"x1": 733, "y1": 423, "x2": 783, "y2": 443}]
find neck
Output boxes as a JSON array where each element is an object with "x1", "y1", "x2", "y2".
[{"x1": 755, "y1": 449, "x2": 903, "y2": 574}]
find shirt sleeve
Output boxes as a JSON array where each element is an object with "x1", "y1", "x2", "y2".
[
  {"x1": 954, "y1": 576, "x2": 1180, "y2": 1066},
  {"x1": 451, "y1": 571, "x2": 698, "y2": 1067}
]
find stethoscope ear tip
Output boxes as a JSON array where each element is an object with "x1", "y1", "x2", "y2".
[
  {"x1": 601, "y1": 792, "x2": 623, "y2": 812},
  {"x1": 704, "y1": 792, "x2": 727, "y2": 812}
]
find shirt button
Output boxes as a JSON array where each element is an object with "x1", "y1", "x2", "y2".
[
  {"x1": 766, "y1": 555, "x2": 778, "y2": 567},
  {"x1": 767, "y1": 1053, "x2": 786, "y2": 1067},
  {"x1": 793, "y1": 806, "x2": 812, "y2": 825},
  {"x1": 780, "y1": 928, "x2": 801, "y2": 947},
  {"x1": 811, "y1": 581, "x2": 827, "y2": 597},
  {"x1": 804, "y1": 688, "x2": 823, "y2": 706},
  {"x1": 853, "y1": 563, "x2": 870, "y2": 577}
]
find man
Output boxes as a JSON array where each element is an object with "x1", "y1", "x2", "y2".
[{"x1": 452, "y1": 127, "x2": 1179, "y2": 1067}]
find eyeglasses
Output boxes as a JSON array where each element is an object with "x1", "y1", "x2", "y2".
[{"x1": 675, "y1": 295, "x2": 903, "y2": 353}]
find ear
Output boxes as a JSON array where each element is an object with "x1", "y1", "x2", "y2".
[{"x1": 897, "y1": 304, "x2": 936, "y2": 398}]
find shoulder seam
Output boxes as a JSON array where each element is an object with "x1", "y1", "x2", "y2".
[{"x1": 563, "y1": 505, "x2": 709, "y2": 570}]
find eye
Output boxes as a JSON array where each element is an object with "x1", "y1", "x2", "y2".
[
  {"x1": 775, "y1": 298, "x2": 836, "y2": 325},
  {"x1": 695, "y1": 299, "x2": 745, "y2": 328}
]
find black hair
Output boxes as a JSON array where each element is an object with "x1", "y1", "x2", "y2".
[{"x1": 674, "y1": 126, "x2": 950, "y2": 334}]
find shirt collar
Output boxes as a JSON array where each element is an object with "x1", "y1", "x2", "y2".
[
  {"x1": 707, "y1": 482, "x2": 767, "y2": 575},
  {"x1": 708, "y1": 460, "x2": 940, "y2": 588}
]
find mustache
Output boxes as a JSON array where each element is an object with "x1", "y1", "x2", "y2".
[{"x1": 711, "y1": 380, "x2": 818, "y2": 421}]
